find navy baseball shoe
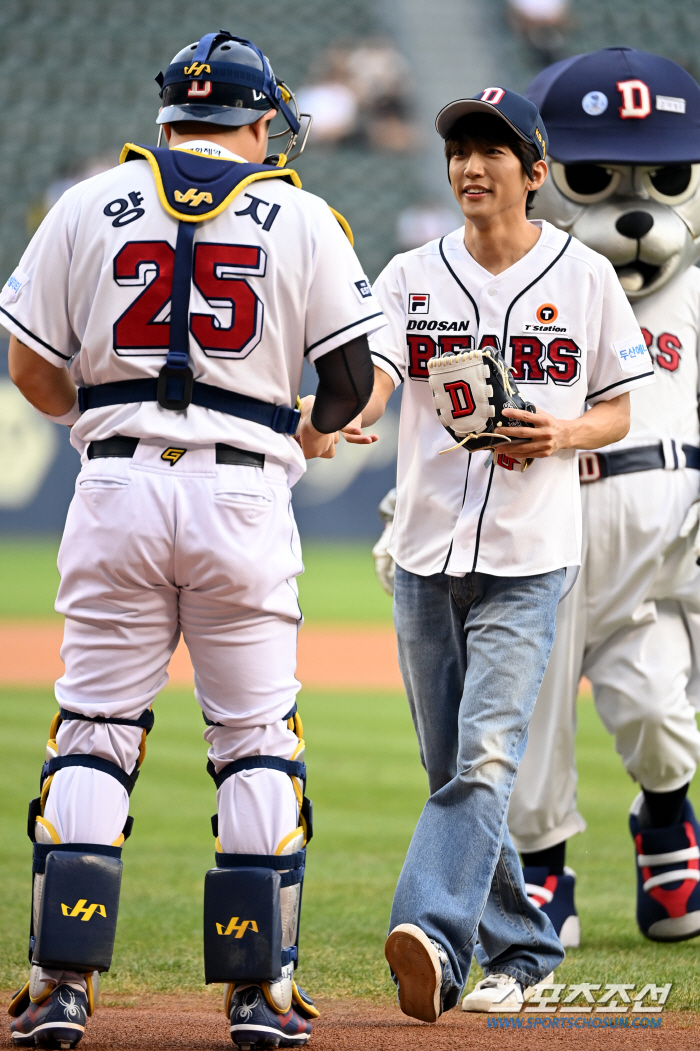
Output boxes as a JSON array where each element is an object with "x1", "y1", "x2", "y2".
[
  {"x1": 630, "y1": 793, "x2": 700, "y2": 942},
  {"x1": 228, "y1": 983, "x2": 314, "y2": 1048},
  {"x1": 523, "y1": 866, "x2": 580, "y2": 948},
  {"x1": 10, "y1": 983, "x2": 87, "y2": 1049}
]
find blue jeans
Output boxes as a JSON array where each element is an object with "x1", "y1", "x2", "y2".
[{"x1": 391, "y1": 565, "x2": 566, "y2": 1009}]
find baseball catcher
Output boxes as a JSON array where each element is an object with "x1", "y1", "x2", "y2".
[{"x1": 5, "y1": 30, "x2": 384, "y2": 1050}]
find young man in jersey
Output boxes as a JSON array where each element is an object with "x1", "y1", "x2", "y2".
[
  {"x1": 4, "y1": 32, "x2": 384, "y2": 1050},
  {"x1": 347, "y1": 88, "x2": 654, "y2": 1021},
  {"x1": 507, "y1": 48, "x2": 700, "y2": 947}
]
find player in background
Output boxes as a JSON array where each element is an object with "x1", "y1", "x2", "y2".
[
  {"x1": 347, "y1": 86, "x2": 652, "y2": 1020},
  {"x1": 4, "y1": 31, "x2": 384, "y2": 1050},
  {"x1": 506, "y1": 48, "x2": 700, "y2": 947}
]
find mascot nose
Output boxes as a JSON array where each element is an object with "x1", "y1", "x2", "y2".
[{"x1": 616, "y1": 211, "x2": 654, "y2": 240}]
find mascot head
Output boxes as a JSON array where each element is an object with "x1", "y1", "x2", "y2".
[{"x1": 528, "y1": 47, "x2": 700, "y2": 299}]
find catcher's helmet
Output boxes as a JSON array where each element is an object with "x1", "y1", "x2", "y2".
[{"x1": 156, "y1": 30, "x2": 301, "y2": 140}]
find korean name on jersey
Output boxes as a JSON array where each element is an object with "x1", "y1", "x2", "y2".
[
  {"x1": 369, "y1": 221, "x2": 655, "y2": 579},
  {"x1": 0, "y1": 144, "x2": 385, "y2": 483}
]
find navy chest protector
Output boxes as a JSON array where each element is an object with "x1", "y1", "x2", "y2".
[{"x1": 78, "y1": 144, "x2": 304, "y2": 435}]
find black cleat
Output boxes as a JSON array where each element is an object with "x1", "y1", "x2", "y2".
[
  {"x1": 229, "y1": 984, "x2": 312, "y2": 1048},
  {"x1": 10, "y1": 985, "x2": 87, "y2": 1049}
]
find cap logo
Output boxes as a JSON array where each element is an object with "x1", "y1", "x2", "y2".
[
  {"x1": 480, "y1": 87, "x2": 505, "y2": 105},
  {"x1": 184, "y1": 62, "x2": 211, "y2": 77},
  {"x1": 534, "y1": 126, "x2": 546, "y2": 158},
  {"x1": 582, "y1": 91, "x2": 608, "y2": 116},
  {"x1": 188, "y1": 81, "x2": 212, "y2": 98},
  {"x1": 617, "y1": 79, "x2": 651, "y2": 120}
]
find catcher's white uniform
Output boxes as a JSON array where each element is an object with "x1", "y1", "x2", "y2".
[
  {"x1": 509, "y1": 265, "x2": 700, "y2": 852},
  {"x1": 0, "y1": 140, "x2": 385, "y2": 856}
]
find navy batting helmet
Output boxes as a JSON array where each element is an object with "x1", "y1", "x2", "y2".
[{"x1": 156, "y1": 30, "x2": 303, "y2": 146}]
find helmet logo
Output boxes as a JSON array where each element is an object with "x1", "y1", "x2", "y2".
[
  {"x1": 480, "y1": 87, "x2": 505, "y2": 105},
  {"x1": 617, "y1": 79, "x2": 651, "y2": 120},
  {"x1": 188, "y1": 81, "x2": 212, "y2": 98},
  {"x1": 184, "y1": 62, "x2": 211, "y2": 77}
]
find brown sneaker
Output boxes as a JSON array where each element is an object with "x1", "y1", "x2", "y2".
[{"x1": 385, "y1": 923, "x2": 448, "y2": 1023}]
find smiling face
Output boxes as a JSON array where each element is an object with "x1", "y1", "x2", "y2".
[
  {"x1": 445, "y1": 114, "x2": 547, "y2": 229},
  {"x1": 532, "y1": 160, "x2": 700, "y2": 298}
]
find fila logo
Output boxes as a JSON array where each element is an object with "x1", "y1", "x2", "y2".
[
  {"x1": 216, "y1": 917, "x2": 260, "y2": 938},
  {"x1": 480, "y1": 87, "x2": 505, "y2": 105},
  {"x1": 617, "y1": 79, "x2": 651, "y2": 120},
  {"x1": 61, "y1": 899, "x2": 107, "y2": 922},
  {"x1": 409, "y1": 293, "x2": 430, "y2": 314},
  {"x1": 173, "y1": 188, "x2": 214, "y2": 207},
  {"x1": 188, "y1": 81, "x2": 213, "y2": 99},
  {"x1": 184, "y1": 62, "x2": 211, "y2": 76},
  {"x1": 161, "y1": 447, "x2": 187, "y2": 465}
]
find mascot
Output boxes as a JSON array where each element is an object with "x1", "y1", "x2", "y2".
[{"x1": 373, "y1": 46, "x2": 700, "y2": 946}]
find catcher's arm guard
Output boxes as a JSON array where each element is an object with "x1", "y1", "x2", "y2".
[{"x1": 428, "y1": 349, "x2": 536, "y2": 467}]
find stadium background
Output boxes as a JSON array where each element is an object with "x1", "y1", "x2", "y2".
[{"x1": 2, "y1": 0, "x2": 700, "y2": 1024}]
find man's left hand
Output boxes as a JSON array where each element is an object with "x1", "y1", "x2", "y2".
[{"x1": 500, "y1": 406, "x2": 574, "y2": 458}]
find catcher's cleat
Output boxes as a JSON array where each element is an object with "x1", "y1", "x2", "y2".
[
  {"x1": 462, "y1": 971, "x2": 554, "y2": 1012},
  {"x1": 523, "y1": 865, "x2": 580, "y2": 948},
  {"x1": 228, "y1": 983, "x2": 313, "y2": 1048},
  {"x1": 384, "y1": 923, "x2": 449, "y2": 1023},
  {"x1": 630, "y1": 793, "x2": 700, "y2": 942},
  {"x1": 10, "y1": 984, "x2": 87, "y2": 1049}
]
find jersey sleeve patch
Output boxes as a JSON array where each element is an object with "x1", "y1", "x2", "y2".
[
  {"x1": 3, "y1": 269, "x2": 29, "y2": 303},
  {"x1": 614, "y1": 336, "x2": 651, "y2": 373},
  {"x1": 354, "y1": 277, "x2": 373, "y2": 301}
]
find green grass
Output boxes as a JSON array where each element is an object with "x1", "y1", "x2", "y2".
[
  {"x1": 0, "y1": 538, "x2": 699, "y2": 1011},
  {"x1": 1, "y1": 686, "x2": 700, "y2": 1009}
]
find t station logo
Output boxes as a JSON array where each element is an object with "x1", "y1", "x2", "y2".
[{"x1": 523, "y1": 303, "x2": 568, "y2": 334}]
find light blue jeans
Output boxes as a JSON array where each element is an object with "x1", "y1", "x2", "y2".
[{"x1": 391, "y1": 565, "x2": 566, "y2": 1010}]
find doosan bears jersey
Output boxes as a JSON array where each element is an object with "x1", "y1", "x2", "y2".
[
  {"x1": 600, "y1": 265, "x2": 700, "y2": 455},
  {"x1": 369, "y1": 220, "x2": 655, "y2": 578},
  {"x1": 0, "y1": 141, "x2": 385, "y2": 483}
]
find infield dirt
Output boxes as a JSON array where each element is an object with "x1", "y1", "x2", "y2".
[{"x1": 11, "y1": 993, "x2": 692, "y2": 1051}]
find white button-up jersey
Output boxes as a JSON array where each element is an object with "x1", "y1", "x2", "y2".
[
  {"x1": 603, "y1": 265, "x2": 700, "y2": 456},
  {"x1": 0, "y1": 141, "x2": 385, "y2": 483},
  {"x1": 369, "y1": 221, "x2": 655, "y2": 578}
]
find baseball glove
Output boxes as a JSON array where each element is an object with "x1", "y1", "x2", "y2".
[{"x1": 427, "y1": 349, "x2": 536, "y2": 465}]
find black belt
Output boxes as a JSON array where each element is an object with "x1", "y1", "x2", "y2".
[
  {"x1": 87, "y1": 436, "x2": 265, "y2": 468},
  {"x1": 579, "y1": 442, "x2": 700, "y2": 483}
]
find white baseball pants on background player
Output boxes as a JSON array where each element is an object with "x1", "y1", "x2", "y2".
[
  {"x1": 45, "y1": 443, "x2": 303, "y2": 855},
  {"x1": 508, "y1": 467, "x2": 700, "y2": 853}
]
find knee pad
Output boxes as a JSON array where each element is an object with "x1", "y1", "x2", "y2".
[{"x1": 31, "y1": 843, "x2": 123, "y2": 973}]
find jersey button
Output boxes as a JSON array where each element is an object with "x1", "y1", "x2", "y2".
[{"x1": 487, "y1": 288, "x2": 497, "y2": 296}]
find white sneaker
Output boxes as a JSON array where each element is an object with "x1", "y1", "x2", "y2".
[
  {"x1": 461, "y1": 971, "x2": 554, "y2": 1012},
  {"x1": 385, "y1": 923, "x2": 449, "y2": 1023}
]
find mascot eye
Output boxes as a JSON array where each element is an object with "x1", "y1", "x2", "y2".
[
  {"x1": 564, "y1": 165, "x2": 613, "y2": 196},
  {"x1": 648, "y1": 165, "x2": 692, "y2": 198}
]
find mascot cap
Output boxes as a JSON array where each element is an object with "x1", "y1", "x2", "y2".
[
  {"x1": 527, "y1": 47, "x2": 700, "y2": 164},
  {"x1": 436, "y1": 87, "x2": 548, "y2": 160},
  {"x1": 156, "y1": 30, "x2": 300, "y2": 135}
]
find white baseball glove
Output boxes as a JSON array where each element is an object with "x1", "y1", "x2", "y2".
[
  {"x1": 372, "y1": 488, "x2": 396, "y2": 596},
  {"x1": 427, "y1": 348, "x2": 536, "y2": 465}
]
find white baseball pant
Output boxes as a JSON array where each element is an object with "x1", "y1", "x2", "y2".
[{"x1": 508, "y1": 468, "x2": 700, "y2": 853}]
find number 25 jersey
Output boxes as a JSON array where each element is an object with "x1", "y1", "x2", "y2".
[{"x1": 0, "y1": 141, "x2": 385, "y2": 481}]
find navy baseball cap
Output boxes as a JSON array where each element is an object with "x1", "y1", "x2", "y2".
[
  {"x1": 527, "y1": 47, "x2": 700, "y2": 164},
  {"x1": 435, "y1": 87, "x2": 549, "y2": 160}
]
